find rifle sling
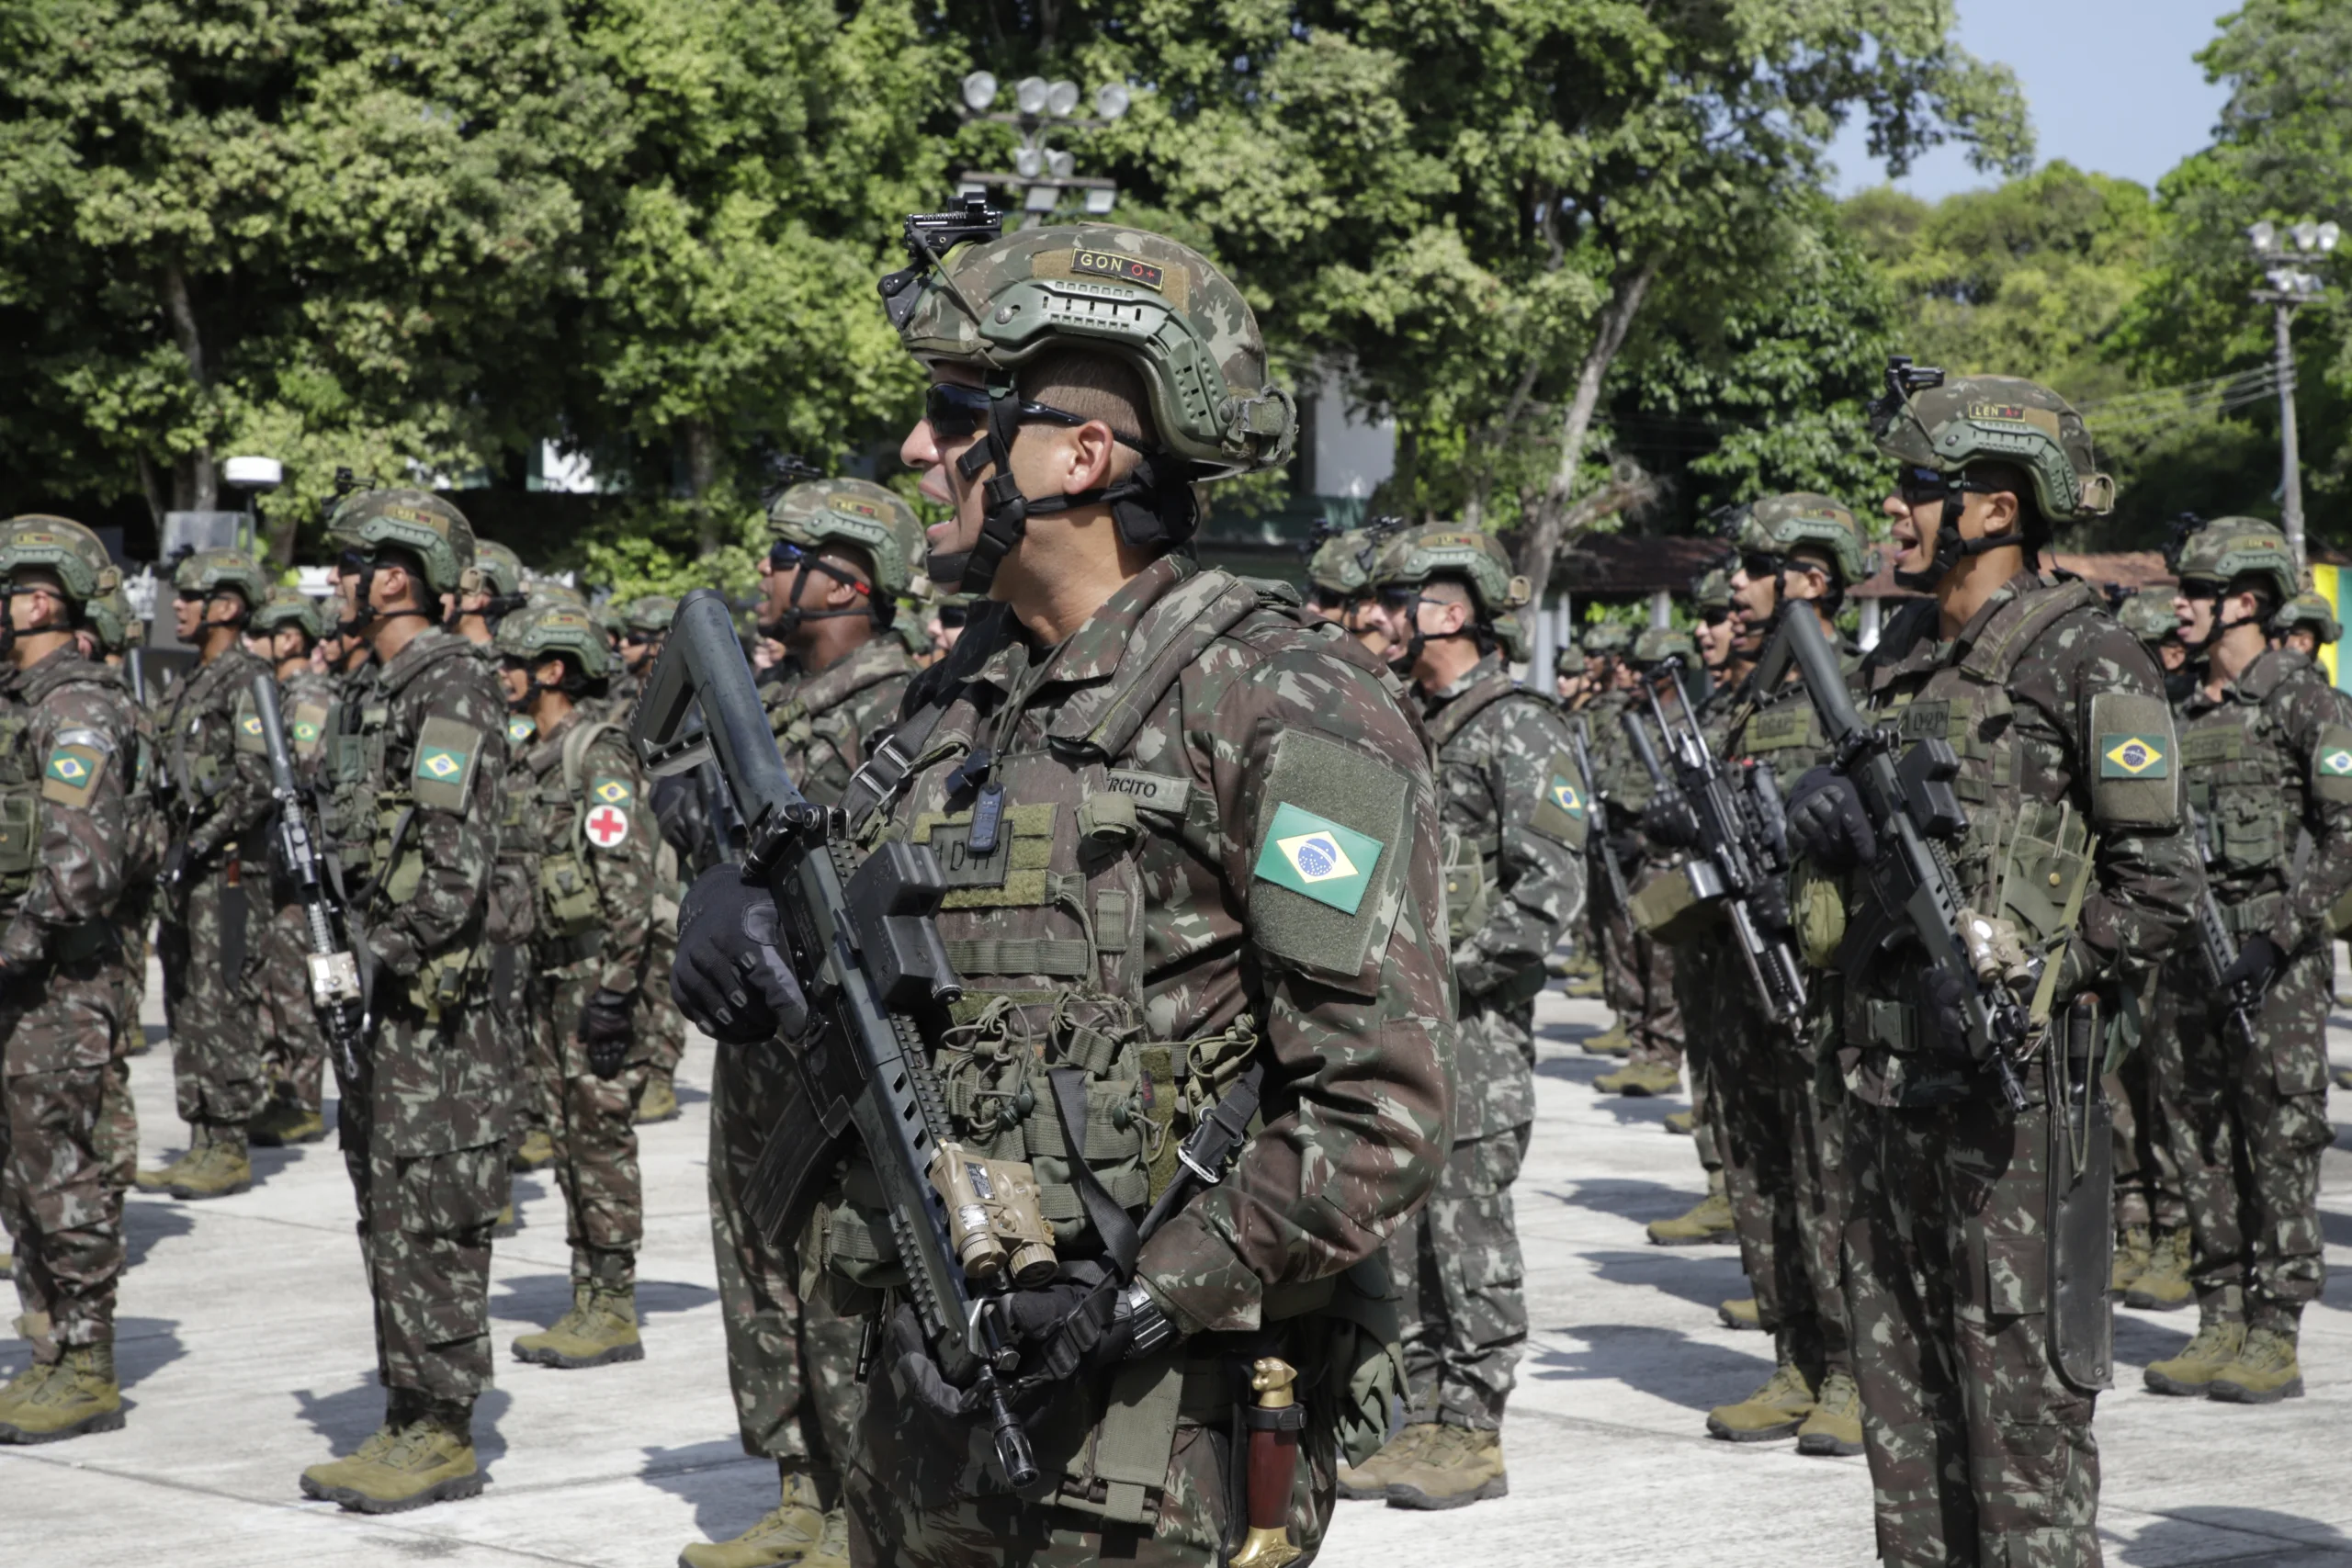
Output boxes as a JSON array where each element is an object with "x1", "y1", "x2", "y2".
[{"x1": 1049, "y1": 1065, "x2": 1141, "y2": 1278}]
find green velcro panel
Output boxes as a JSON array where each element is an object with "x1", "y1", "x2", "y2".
[
  {"x1": 413, "y1": 714, "x2": 484, "y2": 811},
  {"x1": 2086, "y1": 692, "x2": 2179, "y2": 829},
  {"x1": 942, "y1": 936, "x2": 1092, "y2": 977},
  {"x1": 1247, "y1": 729, "x2": 1413, "y2": 988},
  {"x1": 2312, "y1": 726, "x2": 2352, "y2": 803},
  {"x1": 2181, "y1": 726, "x2": 2244, "y2": 766},
  {"x1": 1084, "y1": 1359, "x2": 1187, "y2": 1526},
  {"x1": 1529, "y1": 748, "x2": 1589, "y2": 849},
  {"x1": 1744, "y1": 707, "x2": 1813, "y2": 751}
]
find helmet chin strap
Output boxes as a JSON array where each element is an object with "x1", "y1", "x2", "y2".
[
  {"x1": 2180, "y1": 602, "x2": 2259, "y2": 657},
  {"x1": 758, "y1": 555, "x2": 879, "y2": 641},
  {"x1": 339, "y1": 560, "x2": 435, "y2": 638},
  {"x1": 1891, "y1": 514, "x2": 2018, "y2": 592}
]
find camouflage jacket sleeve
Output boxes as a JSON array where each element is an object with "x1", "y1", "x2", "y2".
[
  {"x1": 2272, "y1": 663, "x2": 2352, "y2": 953},
  {"x1": 2033, "y1": 610, "x2": 2200, "y2": 994},
  {"x1": 4, "y1": 677, "x2": 136, "y2": 965},
  {"x1": 1136, "y1": 627, "x2": 1453, "y2": 1337},
  {"x1": 1455, "y1": 695, "x2": 1586, "y2": 995},
  {"x1": 189, "y1": 653, "x2": 277, "y2": 864},
  {"x1": 580, "y1": 729, "x2": 655, "y2": 995},
  {"x1": 370, "y1": 655, "x2": 506, "y2": 976}
]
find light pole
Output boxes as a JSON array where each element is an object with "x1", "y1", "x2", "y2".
[
  {"x1": 2247, "y1": 218, "x2": 2340, "y2": 572},
  {"x1": 956, "y1": 72, "x2": 1130, "y2": 227}
]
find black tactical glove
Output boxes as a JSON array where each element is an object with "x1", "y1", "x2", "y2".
[
  {"x1": 1785, "y1": 767, "x2": 1877, "y2": 872},
  {"x1": 998, "y1": 1276, "x2": 1129, "y2": 1382},
  {"x1": 672, "y1": 865, "x2": 809, "y2": 1044},
  {"x1": 579, "y1": 987, "x2": 635, "y2": 1078},
  {"x1": 883, "y1": 1303, "x2": 981, "y2": 1424},
  {"x1": 2220, "y1": 932, "x2": 2281, "y2": 995},
  {"x1": 1639, "y1": 790, "x2": 1702, "y2": 851},
  {"x1": 1918, "y1": 963, "x2": 1978, "y2": 1059}
]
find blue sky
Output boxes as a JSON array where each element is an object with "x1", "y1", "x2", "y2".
[{"x1": 1826, "y1": 0, "x2": 2236, "y2": 200}]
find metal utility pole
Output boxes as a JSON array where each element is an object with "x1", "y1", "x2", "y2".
[{"x1": 2247, "y1": 219, "x2": 2340, "y2": 573}]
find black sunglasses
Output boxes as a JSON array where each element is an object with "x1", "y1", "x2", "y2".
[
  {"x1": 766, "y1": 541, "x2": 872, "y2": 596},
  {"x1": 2177, "y1": 580, "x2": 2223, "y2": 602},
  {"x1": 924, "y1": 382, "x2": 1091, "y2": 441}
]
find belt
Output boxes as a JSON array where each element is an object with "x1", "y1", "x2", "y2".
[{"x1": 537, "y1": 929, "x2": 605, "y2": 968}]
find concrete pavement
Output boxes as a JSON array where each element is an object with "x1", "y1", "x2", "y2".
[{"x1": 6, "y1": 974, "x2": 2352, "y2": 1565}]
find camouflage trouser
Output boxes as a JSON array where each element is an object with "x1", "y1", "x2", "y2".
[
  {"x1": 341, "y1": 1031, "x2": 503, "y2": 1401},
  {"x1": 707, "y1": 1034, "x2": 864, "y2": 1491},
  {"x1": 637, "y1": 926, "x2": 687, "y2": 1077},
  {"x1": 1671, "y1": 937, "x2": 1725, "y2": 1176},
  {"x1": 1594, "y1": 896, "x2": 1682, "y2": 1066},
  {"x1": 534, "y1": 965, "x2": 643, "y2": 1286},
  {"x1": 847, "y1": 1343, "x2": 1340, "y2": 1568},
  {"x1": 1712, "y1": 983, "x2": 1800, "y2": 1340},
  {"x1": 2152, "y1": 944, "x2": 2331, "y2": 1327},
  {"x1": 2106, "y1": 1049, "x2": 2185, "y2": 1234},
  {"x1": 159, "y1": 861, "x2": 266, "y2": 1126},
  {"x1": 1392, "y1": 1122, "x2": 1531, "y2": 1430},
  {"x1": 1845, "y1": 1066, "x2": 2098, "y2": 1568},
  {"x1": 1, "y1": 961, "x2": 130, "y2": 1349},
  {"x1": 488, "y1": 943, "x2": 546, "y2": 1144},
  {"x1": 257, "y1": 896, "x2": 329, "y2": 1115},
  {"x1": 1785, "y1": 1049, "x2": 1849, "y2": 1376}
]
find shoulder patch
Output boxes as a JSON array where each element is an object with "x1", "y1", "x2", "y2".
[
  {"x1": 233, "y1": 693, "x2": 268, "y2": 756},
  {"x1": 413, "y1": 713, "x2": 484, "y2": 812},
  {"x1": 2086, "y1": 691, "x2": 2179, "y2": 830},
  {"x1": 1246, "y1": 728, "x2": 1414, "y2": 992},
  {"x1": 2312, "y1": 724, "x2": 2352, "y2": 803},
  {"x1": 1253, "y1": 803, "x2": 1382, "y2": 915},
  {"x1": 41, "y1": 742, "x2": 108, "y2": 807},
  {"x1": 289, "y1": 702, "x2": 329, "y2": 758},
  {"x1": 589, "y1": 773, "x2": 636, "y2": 809},
  {"x1": 2098, "y1": 733, "x2": 2168, "y2": 779},
  {"x1": 1529, "y1": 749, "x2": 1590, "y2": 849},
  {"x1": 507, "y1": 715, "x2": 537, "y2": 747}
]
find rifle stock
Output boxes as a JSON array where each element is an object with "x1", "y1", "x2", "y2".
[
  {"x1": 1570, "y1": 716, "x2": 1632, "y2": 912},
  {"x1": 630, "y1": 589, "x2": 1038, "y2": 1491}
]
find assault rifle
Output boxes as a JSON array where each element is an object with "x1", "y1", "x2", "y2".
[
  {"x1": 1571, "y1": 716, "x2": 1631, "y2": 912},
  {"x1": 2186, "y1": 802, "x2": 2264, "y2": 1045},
  {"x1": 628, "y1": 589, "x2": 1037, "y2": 1490},
  {"x1": 248, "y1": 675, "x2": 368, "y2": 1092},
  {"x1": 1755, "y1": 606, "x2": 2031, "y2": 1110},
  {"x1": 1635, "y1": 666, "x2": 1808, "y2": 1026}
]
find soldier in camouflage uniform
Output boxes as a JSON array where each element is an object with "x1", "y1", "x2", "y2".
[
  {"x1": 492, "y1": 599, "x2": 658, "y2": 1370},
  {"x1": 673, "y1": 220, "x2": 1450, "y2": 1567},
  {"x1": 2104, "y1": 588, "x2": 2194, "y2": 1308},
  {"x1": 298, "y1": 489, "x2": 511, "y2": 1513},
  {"x1": 247, "y1": 587, "x2": 340, "y2": 1148},
  {"x1": 1660, "y1": 498, "x2": 1871, "y2": 1454},
  {"x1": 449, "y1": 539, "x2": 528, "y2": 648},
  {"x1": 2139, "y1": 521, "x2": 2352, "y2": 1404},
  {"x1": 1335, "y1": 525, "x2": 1580, "y2": 1509},
  {"x1": 0, "y1": 518, "x2": 148, "y2": 1444},
  {"x1": 1784, "y1": 371, "x2": 2197, "y2": 1564},
  {"x1": 2273, "y1": 589, "x2": 2340, "y2": 662},
  {"x1": 606, "y1": 594, "x2": 689, "y2": 1126},
  {"x1": 1571, "y1": 621, "x2": 1640, "y2": 1056},
  {"x1": 676, "y1": 479, "x2": 927, "y2": 1568},
  {"x1": 1590, "y1": 627, "x2": 1690, "y2": 1097},
  {"x1": 139, "y1": 548, "x2": 276, "y2": 1201},
  {"x1": 1304, "y1": 526, "x2": 1395, "y2": 660}
]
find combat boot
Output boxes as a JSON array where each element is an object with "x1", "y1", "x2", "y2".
[
  {"x1": 1566, "y1": 975, "x2": 1604, "y2": 998},
  {"x1": 2335, "y1": 1066, "x2": 2352, "y2": 1092},
  {"x1": 2109, "y1": 1224, "x2": 2153, "y2": 1296},
  {"x1": 494, "y1": 1201, "x2": 517, "y2": 1237},
  {"x1": 679, "y1": 1472, "x2": 828, "y2": 1568},
  {"x1": 2144, "y1": 1318, "x2": 2245, "y2": 1396},
  {"x1": 1705, "y1": 1361, "x2": 1814, "y2": 1442},
  {"x1": 1718, "y1": 1297, "x2": 1760, "y2": 1332},
  {"x1": 509, "y1": 1127, "x2": 555, "y2": 1172},
  {"x1": 798, "y1": 1511, "x2": 850, "y2": 1568},
  {"x1": 1597, "y1": 1058, "x2": 1681, "y2": 1097},
  {"x1": 167, "y1": 1129, "x2": 252, "y2": 1200},
  {"x1": 135, "y1": 1140, "x2": 198, "y2": 1191},
  {"x1": 1580, "y1": 1021, "x2": 1633, "y2": 1056},
  {"x1": 0, "y1": 1345, "x2": 122, "y2": 1443},
  {"x1": 254, "y1": 1102, "x2": 328, "y2": 1147},
  {"x1": 300, "y1": 1401, "x2": 482, "y2": 1513},
  {"x1": 2125, "y1": 1227, "x2": 2192, "y2": 1311},
  {"x1": 1336, "y1": 1422, "x2": 1436, "y2": 1501},
  {"x1": 1663, "y1": 1110, "x2": 1695, "y2": 1135},
  {"x1": 513, "y1": 1282, "x2": 642, "y2": 1369},
  {"x1": 2210, "y1": 1325, "x2": 2303, "y2": 1404},
  {"x1": 1647, "y1": 1189, "x2": 1733, "y2": 1246},
  {"x1": 1795, "y1": 1370, "x2": 1863, "y2": 1456},
  {"x1": 636, "y1": 1070, "x2": 680, "y2": 1125},
  {"x1": 1383, "y1": 1424, "x2": 1507, "y2": 1510}
]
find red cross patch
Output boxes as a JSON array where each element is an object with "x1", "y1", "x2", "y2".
[{"x1": 585, "y1": 805, "x2": 630, "y2": 849}]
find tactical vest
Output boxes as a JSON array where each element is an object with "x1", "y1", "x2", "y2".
[
  {"x1": 161, "y1": 649, "x2": 266, "y2": 821},
  {"x1": 0, "y1": 657, "x2": 141, "y2": 956},
  {"x1": 2178, "y1": 652, "x2": 2312, "y2": 939},
  {"x1": 519, "y1": 716, "x2": 623, "y2": 962},
  {"x1": 766, "y1": 639, "x2": 910, "y2": 757},
  {"x1": 1844, "y1": 585, "x2": 2101, "y2": 1069},
  {"x1": 1425, "y1": 669, "x2": 1536, "y2": 950}
]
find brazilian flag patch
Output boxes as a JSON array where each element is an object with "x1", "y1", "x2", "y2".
[
  {"x1": 2099, "y1": 734, "x2": 2167, "y2": 779},
  {"x1": 591, "y1": 775, "x2": 635, "y2": 807},
  {"x1": 2322, "y1": 748, "x2": 2352, "y2": 778},
  {"x1": 417, "y1": 746, "x2": 468, "y2": 783},
  {"x1": 1546, "y1": 774, "x2": 1586, "y2": 819},
  {"x1": 45, "y1": 749, "x2": 94, "y2": 785},
  {"x1": 41, "y1": 743, "x2": 105, "y2": 805},
  {"x1": 1250, "y1": 802, "x2": 1383, "y2": 916},
  {"x1": 291, "y1": 718, "x2": 322, "y2": 746},
  {"x1": 507, "y1": 716, "x2": 537, "y2": 746},
  {"x1": 240, "y1": 715, "x2": 264, "y2": 738}
]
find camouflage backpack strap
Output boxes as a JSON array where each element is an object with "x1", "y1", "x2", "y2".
[
  {"x1": 1958, "y1": 578, "x2": 2100, "y2": 686},
  {"x1": 1050, "y1": 568, "x2": 1276, "y2": 761},
  {"x1": 1423, "y1": 669, "x2": 1522, "y2": 750},
  {"x1": 558, "y1": 717, "x2": 621, "y2": 804}
]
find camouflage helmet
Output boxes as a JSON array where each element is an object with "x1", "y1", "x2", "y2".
[
  {"x1": 465, "y1": 538, "x2": 525, "y2": 599},
  {"x1": 84, "y1": 585, "x2": 137, "y2": 653},
  {"x1": 1691, "y1": 567, "x2": 1733, "y2": 615},
  {"x1": 1306, "y1": 530, "x2": 1374, "y2": 597},
  {"x1": 1367, "y1": 525, "x2": 1532, "y2": 621},
  {"x1": 768, "y1": 479, "x2": 918, "y2": 598},
  {"x1": 0, "y1": 514, "x2": 120, "y2": 607},
  {"x1": 1579, "y1": 621, "x2": 1633, "y2": 658},
  {"x1": 494, "y1": 597, "x2": 610, "y2": 680},
  {"x1": 173, "y1": 547, "x2": 271, "y2": 609},
  {"x1": 1737, "y1": 493, "x2": 1870, "y2": 585},
  {"x1": 530, "y1": 579, "x2": 588, "y2": 608},
  {"x1": 885, "y1": 221, "x2": 1295, "y2": 479},
  {"x1": 2116, "y1": 588, "x2": 2181, "y2": 647},
  {"x1": 1491, "y1": 613, "x2": 1530, "y2": 665},
  {"x1": 250, "y1": 585, "x2": 331, "y2": 643},
  {"x1": 327, "y1": 487, "x2": 477, "y2": 596},
  {"x1": 2174, "y1": 517, "x2": 2298, "y2": 607},
  {"x1": 1553, "y1": 633, "x2": 1583, "y2": 680},
  {"x1": 2275, "y1": 590, "x2": 2341, "y2": 646},
  {"x1": 1870, "y1": 370, "x2": 2113, "y2": 524},
  {"x1": 1631, "y1": 626, "x2": 1698, "y2": 669},
  {"x1": 616, "y1": 593, "x2": 679, "y2": 637}
]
